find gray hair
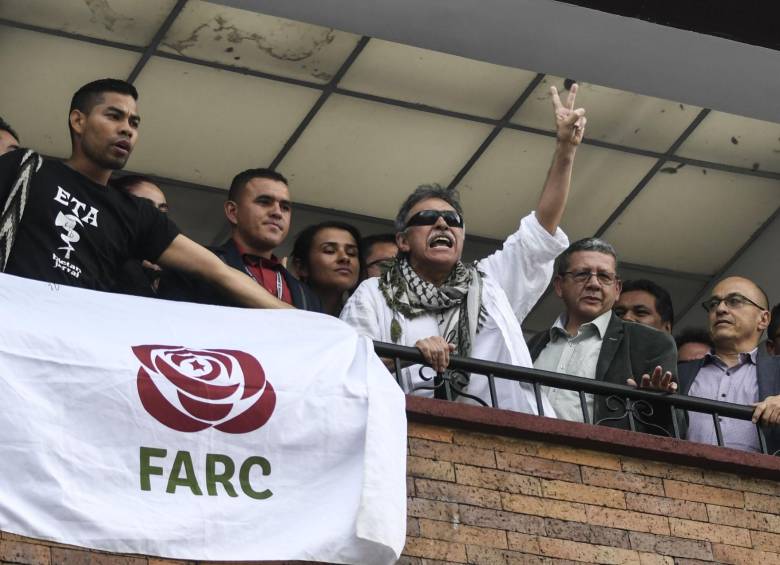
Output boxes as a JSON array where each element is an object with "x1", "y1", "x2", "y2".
[
  {"x1": 394, "y1": 183, "x2": 464, "y2": 232},
  {"x1": 556, "y1": 237, "x2": 618, "y2": 275}
]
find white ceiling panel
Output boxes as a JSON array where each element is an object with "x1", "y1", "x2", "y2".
[
  {"x1": 458, "y1": 129, "x2": 656, "y2": 241},
  {"x1": 0, "y1": 26, "x2": 139, "y2": 157},
  {"x1": 511, "y1": 76, "x2": 702, "y2": 153},
  {"x1": 278, "y1": 94, "x2": 493, "y2": 219},
  {"x1": 129, "y1": 57, "x2": 320, "y2": 188},
  {"x1": 339, "y1": 39, "x2": 538, "y2": 119},
  {"x1": 159, "y1": 0, "x2": 361, "y2": 84},
  {"x1": 0, "y1": 0, "x2": 176, "y2": 46},
  {"x1": 677, "y1": 111, "x2": 780, "y2": 173},
  {"x1": 602, "y1": 165, "x2": 780, "y2": 273}
]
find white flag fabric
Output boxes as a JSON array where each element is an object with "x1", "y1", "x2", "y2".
[{"x1": 0, "y1": 274, "x2": 407, "y2": 564}]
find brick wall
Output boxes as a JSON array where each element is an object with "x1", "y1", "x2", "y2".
[
  {"x1": 3, "y1": 403, "x2": 780, "y2": 565},
  {"x1": 402, "y1": 421, "x2": 780, "y2": 565}
]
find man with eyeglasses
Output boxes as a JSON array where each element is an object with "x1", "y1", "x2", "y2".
[
  {"x1": 677, "y1": 276, "x2": 780, "y2": 453},
  {"x1": 342, "y1": 85, "x2": 586, "y2": 413},
  {"x1": 527, "y1": 238, "x2": 678, "y2": 435},
  {"x1": 360, "y1": 233, "x2": 398, "y2": 279}
]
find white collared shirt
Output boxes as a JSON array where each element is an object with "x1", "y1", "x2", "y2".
[
  {"x1": 534, "y1": 310, "x2": 612, "y2": 422},
  {"x1": 341, "y1": 212, "x2": 568, "y2": 415}
]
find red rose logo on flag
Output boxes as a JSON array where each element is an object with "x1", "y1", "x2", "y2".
[{"x1": 132, "y1": 346, "x2": 275, "y2": 433}]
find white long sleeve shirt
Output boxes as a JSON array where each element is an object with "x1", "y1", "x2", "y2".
[{"x1": 341, "y1": 212, "x2": 568, "y2": 415}]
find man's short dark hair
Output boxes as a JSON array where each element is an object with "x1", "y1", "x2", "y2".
[
  {"x1": 361, "y1": 233, "x2": 396, "y2": 263},
  {"x1": 110, "y1": 174, "x2": 156, "y2": 193},
  {"x1": 621, "y1": 278, "x2": 675, "y2": 328},
  {"x1": 394, "y1": 184, "x2": 464, "y2": 232},
  {"x1": 228, "y1": 168, "x2": 288, "y2": 202},
  {"x1": 675, "y1": 327, "x2": 713, "y2": 350},
  {"x1": 768, "y1": 304, "x2": 780, "y2": 342},
  {"x1": 0, "y1": 116, "x2": 19, "y2": 142},
  {"x1": 555, "y1": 237, "x2": 618, "y2": 275},
  {"x1": 68, "y1": 79, "x2": 138, "y2": 140}
]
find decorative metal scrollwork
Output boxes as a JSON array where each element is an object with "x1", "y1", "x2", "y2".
[
  {"x1": 595, "y1": 395, "x2": 673, "y2": 437},
  {"x1": 409, "y1": 367, "x2": 488, "y2": 407}
]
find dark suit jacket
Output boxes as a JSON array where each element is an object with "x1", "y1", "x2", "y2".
[
  {"x1": 159, "y1": 239, "x2": 322, "y2": 312},
  {"x1": 528, "y1": 313, "x2": 678, "y2": 436},
  {"x1": 678, "y1": 348, "x2": 780, "y2": 455}
]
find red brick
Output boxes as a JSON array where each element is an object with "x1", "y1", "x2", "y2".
[
  {"x1": 711, "y1": 542, "x2": 780, "y2": 565},
  {"x1": 638, "y1": 553, "x2": 674, "y2": 565},
  {"x1": 454, "y1": 464, "x2": 541, "y2": 496},
  {"x1": 0, "y1": 540, "x2": 50, "y2": 565},
  {"x1": 745, "y1": 491, "x2": 780, "y2": 514},
  {"x1": 407, "y1": 517, "x2": 420, "y2": 537},
  {"x1": 407, "y1": 455, "x2": 455, "y2": 481},
  {"x1": 501, "y1": 493, "x2": 587, "y2": 523},
  {"x1": 542, "y1": 479, "x2": 626, "y2": 509},
  {"x1": 627, "y1": 531, "x2": 713, "y2": 560},
  {"x1": 465, "y1": 544, "x2": 547, "y2": 565},
  {"x1": 624, "y1": 492, "x2": 708, "y2": 521},
  {"x1": 50, "y1": 548, "x2": 145, "y2": 565},
  {"x1": 663, "y1": 479, "x2": 744, "y2": 508},
  {"x1": 505, "y1": 532, "x2": 541, "y2": 554},
  {"x1": 741, "y1": 477, "x2": 780, "y2": 497},
  {"x1": 582, "y1": 467, "x2": 664, "y2": 496},
  {"x1": 537, "y1": 537, "x2": 642, "y2": 564},
  {"x1": 408, "y1": 497, "x2": 459, "y2": 521},
  {"x1": 544, "y1": 518, "x2": 630, "y2": 548},
  {"x1": 620, "y1": 459, "x2": 704, "y2": 482},
  {"x1": 418, "y1": 518, "x2": 507, "y2": 548},
  {"x1": 495, "y1": 451, "x2": 581, "y2": 483},
  {"x1": 409, "y1": 438, "x2": 496, "y2": 468},
  {"x1": 707, "y1": 504, "x2": 780, "y2": 534},
  {"x1": 402, "y1": 537, "x2": 466, "y2": 562},
  {"x1": 752, "y1": 530, "x2": 780, "y2": 553},
  {"x1": 407, "y1": 422, "x2": 454, "y2": 443},
  {"x1": 457, "y1": 506, "x2": 546, "y2": 535},
  {"x1": 585, "y1": 506, "x2": 670, "y2": 535},
  {"x1": 669, "y1": 517, "x2": 751, "y2": 547},
  {"x1": 535, "y1": 444, "x2": 623, "y2": 471},
  {"x1": 415, "y1": 478, "x2": 502, "y2": 509}
]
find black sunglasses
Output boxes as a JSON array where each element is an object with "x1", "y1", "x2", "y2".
[{"x1": 404, "y1": 210, "x2": 464, "y2": 229}]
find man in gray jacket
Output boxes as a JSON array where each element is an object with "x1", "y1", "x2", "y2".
[{"x1": 527, "y1": 238, "x2": 678, "y2": 435}]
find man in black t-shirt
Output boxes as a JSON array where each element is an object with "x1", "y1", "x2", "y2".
[{"x1": 0, "y1": 78, "x2": 288, "y2": 309}]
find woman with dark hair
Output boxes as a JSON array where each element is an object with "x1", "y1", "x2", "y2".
[{"x1": 291, "y1": 221, "x2": 363, "y2": 316}]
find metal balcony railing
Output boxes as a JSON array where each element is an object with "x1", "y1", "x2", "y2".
[{"x1": 373, "y1": 341, "x2": 777, "y2": 456}]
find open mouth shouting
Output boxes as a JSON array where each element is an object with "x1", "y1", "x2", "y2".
[{"x1": 428, "y1": 233, "x2": 454, "y2": 249}]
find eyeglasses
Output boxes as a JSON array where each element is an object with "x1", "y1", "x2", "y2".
[
  {"x1": 701, "y1": 292, "x2": 766, "y2": 313},
  {"x1": 561, "y1": 270, "x2": 618, "y2": 285},
  {"x1": 366, "y1": 258, "x2": 395, "y2": 271},
  {"x1": 404, "y1": 209, "x2": 464, "y2": 229}
]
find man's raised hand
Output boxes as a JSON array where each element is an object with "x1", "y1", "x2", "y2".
[{"x1": 551, "y1": 84, "x2": 586, "y2": 146}]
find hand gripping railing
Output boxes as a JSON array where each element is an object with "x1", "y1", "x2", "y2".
[{"x1": 373, "y1": 341, "x2": 775, "y2": 456}]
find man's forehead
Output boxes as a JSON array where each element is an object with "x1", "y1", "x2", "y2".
[
  {"x1": 569, "y1": 250, "x2": 616, "y2": 268},
  {"x1": 408, "y1": 197, "x2": 455, "y2": 215},
  {"x1": 245, "y1": 177, "x2": 290, "y2": 198},
  {"x1": 618, "y1": 290, "x2": 657, "y2": 308},
  {"x1": 94, "y1": 92, "x2": 138, "y2": 112},
  {"x1": 712, "y1": 277, "x2": 764, "y2": 304}
]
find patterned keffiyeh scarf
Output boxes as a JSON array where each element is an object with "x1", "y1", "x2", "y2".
[{"x1": 378, "y1": 256, "x2": 486, "y2": 358}]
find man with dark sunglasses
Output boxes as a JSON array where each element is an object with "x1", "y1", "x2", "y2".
[
  {"x1": 342, "y1": 85, "x2": 586, "y2": 414},
  {"x1": 527, "y1": 238, "x2": 679, "y2": 435},
  {"x1": 678, "y1": 276, "x2": 780, "y2": 453}
]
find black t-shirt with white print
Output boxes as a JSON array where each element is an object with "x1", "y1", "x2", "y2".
[{"x1": 0, "y1": 149, "x2": 179, "y2": 291}]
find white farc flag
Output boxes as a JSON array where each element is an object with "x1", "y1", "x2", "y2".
[{"x1": 0, "y1": 274, "x2": 407, "y2": 564}]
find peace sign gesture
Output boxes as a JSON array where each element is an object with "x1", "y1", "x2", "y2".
[{"x1": 551, "y1": 83, "x2": 586, "y2": 146}]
